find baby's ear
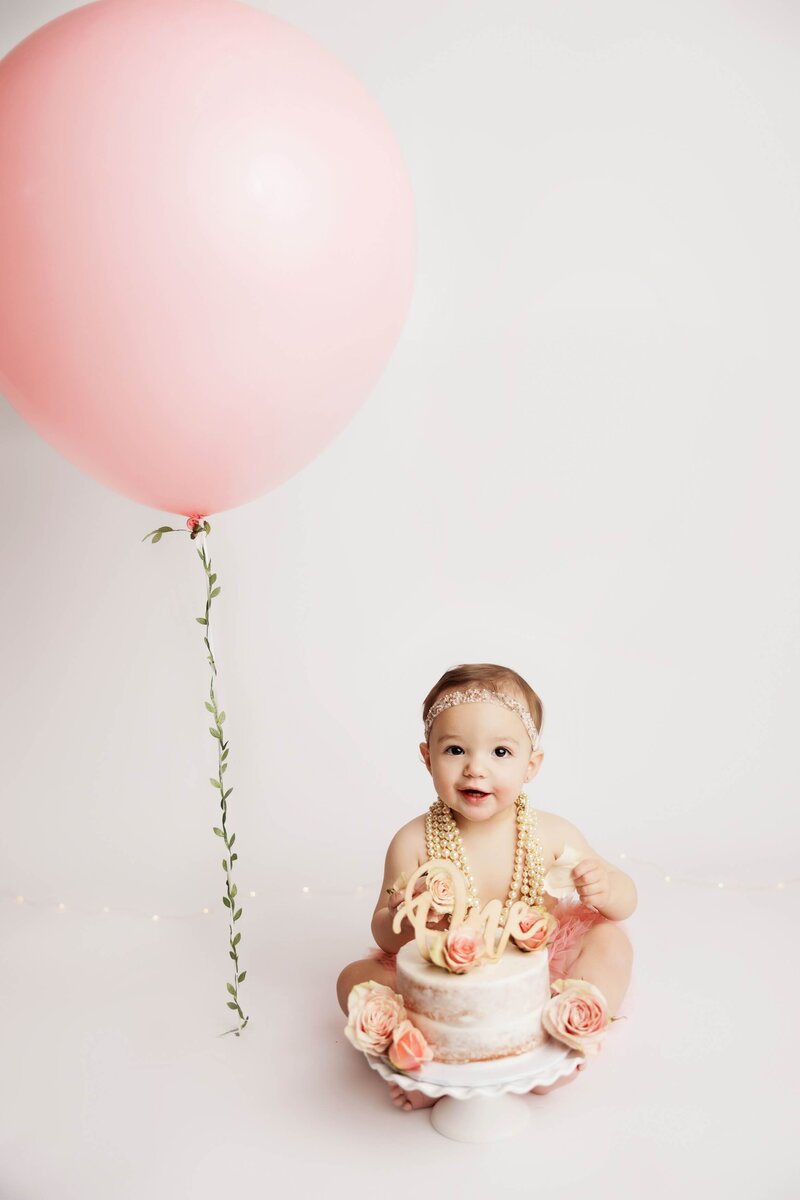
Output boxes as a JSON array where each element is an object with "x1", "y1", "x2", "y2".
[{"x1": 526, "y1": 750, "x2": 544, "y2": 779}]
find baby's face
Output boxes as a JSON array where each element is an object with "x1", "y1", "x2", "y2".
[{"x1": 419, "y1": 700, "x2": 543, "y2": 826}]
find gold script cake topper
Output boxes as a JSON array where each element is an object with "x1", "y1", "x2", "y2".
[{"x1": 391, "y1": 859, "x2": 538, "y2": 964}]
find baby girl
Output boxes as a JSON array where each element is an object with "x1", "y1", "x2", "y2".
[{"x1": 336, "y1": 662, "x2": 636, "y2": 1111}]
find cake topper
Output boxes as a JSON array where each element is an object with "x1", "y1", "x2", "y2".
[{"x1": 391, "y1": 858, "x2": 549, "y2": 966}]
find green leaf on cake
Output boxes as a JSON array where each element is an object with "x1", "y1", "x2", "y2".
[{"x1": 428, "y1": 932, "x2": 448, "y2": 969}]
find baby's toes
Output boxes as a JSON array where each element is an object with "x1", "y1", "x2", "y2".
[
  {"x1": 388, "y1": 1083, "x2": 411, "y2": 1110},
  {"x1": 531, "y1": 1061, "x2": 585, "y2": 1095}
]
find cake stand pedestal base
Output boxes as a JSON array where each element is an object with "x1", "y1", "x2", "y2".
[
  {"x1": 366, "y1": 1040, "x2": 581, "y2": 1144},
  {"x1": 429, "y1": 1092, "x2": 529, "y2": 1143}
]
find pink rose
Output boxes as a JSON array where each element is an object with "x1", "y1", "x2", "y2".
[
  {"x1": 388, "y1": 1019, "x2": 434, "y2": 1072},
  {"x1": 430, "y1": 924, "x2": 485, "y2": 973},
  {"x1": 511, "y1": 906, "x2": 556, "y2": 952},
  {"x1": 542, "y1": 978, "x2": 610, "y2": 1056},
  {"x1": 426, "y1": 869, "x2": 455, "y2": 915},
  {"x1": 344, "y1": 981, "x2": 406, "y2": 1055}
]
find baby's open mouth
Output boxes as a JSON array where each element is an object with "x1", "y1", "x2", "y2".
[{"x1": 461, "y1": 789, "x2": 489, "y2": 798}]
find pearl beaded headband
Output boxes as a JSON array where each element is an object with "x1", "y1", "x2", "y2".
[{"x1": 424, "y1": 687, "x2": 541, "y2": 751}]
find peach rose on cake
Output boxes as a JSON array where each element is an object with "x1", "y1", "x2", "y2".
[
  {"x1": 542, "y1": 978, "x2": 611, "y2": 1057},
  {"x1": 511, "y1": 905, "x2": 558, "y2": 952},
  {"x1": 388, "y1": 1020, "x2": 434, "y2": 1072},
  {"x1": 429, "y1": 924, "x2": 485, "y2": 973},
  {"x1": 345, "y1": 981, "x2": 407, "y2": 1055}
]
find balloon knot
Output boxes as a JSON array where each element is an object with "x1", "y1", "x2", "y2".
[{"x1": 186, "y1": 514, "x2": 210, "y2": 538}]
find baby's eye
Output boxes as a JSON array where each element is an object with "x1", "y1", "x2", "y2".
[{"x1": 443, "y1": 746, "x2": 512, "y2": 757}]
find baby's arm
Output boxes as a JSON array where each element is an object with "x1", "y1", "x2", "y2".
[
  {"x1": 555, "y1": 815, "x2": 638, "y2": 921},
  {"x1": 371, "y1": 820, "x2": 445, "y2": 955}
]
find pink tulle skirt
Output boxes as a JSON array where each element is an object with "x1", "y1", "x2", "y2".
[{"x1": 366, "y1": 900, "x2": 612, "y2": 989}]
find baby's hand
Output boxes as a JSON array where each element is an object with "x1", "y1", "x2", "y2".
[
  {"x1": 572, "y1": 858, "x2": 612, "y2": 910},
  {"x1": 387, "y1": 878, "x2": 449, "y2": 929},
  {"x1": 424, "y1": 909, "x2": 450, "y2": 931},
  {"x1": 387, "y1": 876, "x2": 427, "y2": 917}
]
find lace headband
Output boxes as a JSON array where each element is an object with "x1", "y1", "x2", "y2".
[{"x1": 423, "y1": 687, "x2": 541, "y2": 751}]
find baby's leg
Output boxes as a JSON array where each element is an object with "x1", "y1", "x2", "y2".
[
  {"x1": 337, "y1": 956, "x2": 437, "y2": 1113},
  {"x1": 563, "y1": 920, "x2": 634, "y2": 1015},
  {"x1": 531, "y1": 922, "x2": 633, "y2": 1096},
  {"x1": 336, "y1": 956, "x2": 396, "y2": 1015}
]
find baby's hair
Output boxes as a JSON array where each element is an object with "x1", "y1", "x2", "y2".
[{"x1": 422, "y1": 663, "x2": 544, "y2": 743}]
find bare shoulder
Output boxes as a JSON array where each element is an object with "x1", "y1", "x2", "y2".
[
  {"x1": 372, "y1": 814, "x2": 429, "y2": 919},
  {"x1": 388, "y1": 813, "x2": 428, "y2": 864},
  {"x1": 541, "y1": 809, "x2": 615, "y2": 870},
  {"x1": 532, "y1": 807, "x2": 562, "y2": 867},
  {"x1": 379, "y1": 813, "x2": 428, "y2": 879}
]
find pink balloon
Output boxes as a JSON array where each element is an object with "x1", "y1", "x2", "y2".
[{"x1": 0, "y1": 0, "x2": 415, "y2": 516}]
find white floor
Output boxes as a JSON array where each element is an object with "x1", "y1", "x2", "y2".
[{"x1": 1, "y1": 865, "x2": 796, "y2": 1200}]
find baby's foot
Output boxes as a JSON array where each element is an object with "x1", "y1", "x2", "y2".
[
  {"x1": 530, "y1": 1060, "x2": 585, "y2": 1095},
  {"x1": 387, "y1": 1080, "x2": 437, "y2": 1112}
]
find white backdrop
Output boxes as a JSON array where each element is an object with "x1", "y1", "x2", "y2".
[
  {"x1": 1, "y1": 3, "x2": 798, "y2": 1197},
  {"x1": 3, "y1": 0, "x2": 797, "y2": 914}
]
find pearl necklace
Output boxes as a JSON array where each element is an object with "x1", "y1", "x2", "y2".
[{"x1": 424, "y1": 793, "x2": 545, "y2": 926}]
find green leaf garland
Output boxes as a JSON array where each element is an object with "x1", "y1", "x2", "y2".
[{"x1": 144, "y1": 516, "x2": 249, "y2": 1037}]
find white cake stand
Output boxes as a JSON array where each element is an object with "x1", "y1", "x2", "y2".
[{"x1": 366, "y1": 1039, "x2": 582, "y2": 1143}]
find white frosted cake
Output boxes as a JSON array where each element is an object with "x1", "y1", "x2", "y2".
[{"x1": 395, "y1": 938, "x2": 551, "y2": 1065}]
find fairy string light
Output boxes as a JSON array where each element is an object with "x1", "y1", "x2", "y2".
[{"x1": 3, "y1": 848, "x2": 796, "y2": 927}]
